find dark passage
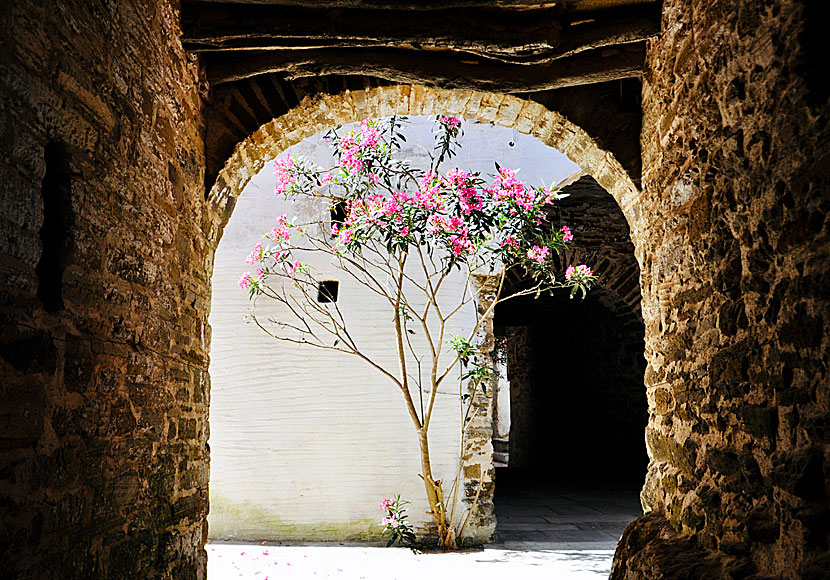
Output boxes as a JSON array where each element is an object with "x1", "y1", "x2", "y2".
[
  {"x1": 498, "y1": 291, "x2": 647, "y2": 484},
  {"x1": 493, "y1": 288, "x2": 647, "y2": 546}
]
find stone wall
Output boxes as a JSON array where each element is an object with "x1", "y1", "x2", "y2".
[
  {"x1": 0, "y1": 1, "x2": 210, "y2": 578},
  {"x1": 613, "y1": 1, "x2": 830, "y2": 578}
]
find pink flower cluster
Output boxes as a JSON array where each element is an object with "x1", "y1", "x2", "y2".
[
  {"x1": 338, "y1": 228, "x2": 354, "y2": 244},
  {"x1": 449, "y1": 231, "x2": 474, "y2": 256},
  {"x1": 273, "y1": 156, "x2": 296, "y2": 196},
  {"x1": 560, "y1": 225, "x2": 573, "y2": 243},
  {"x1": 238, "y1": 269, "x2": 263, "y2": 290},
  {"x1": 378, "y1": 499, "x2": 391, "y2": 511},
  {"x1": 416, "y1": 172, "x2": 447, "y2": 212},
  {"x1": 565, "y1": 264, "x2": 594, "y2": 280},
  {"x1": 501, "y1": 235, "x2": 518, "y2": 249},
  {"x1": 246, "y1": 241, "x2": 263, "y2": 264},
  {"x1": 424, "y1": 213, "x2": 474, "y2": 255},
  {"x1": 338, "y1": 120, "x2": 382, "y2": 176},
  {"x1": 269, "y1": 226, "x2": 290, "y2": 242},
  {"x1": 446, "y1": 168, "x2": 482, "y2": 214},
  {"x1": 426, "y1": 214, "x2": 463, "y2": 235},
  {"x1": 333, "y1": 190, "x2": 418, "y2": 249},
  {"x1": 440, "y1": 116, "x2": 461, "y2": 132},
  {"x1": 360, "y1": 120, "x2": 381, "y2": 148},
  {"x1": 381, "y1": 517, "x2": 400, "y2": 528},
  {"x1": 527, "y1": 245, "x2": 550, "y2": 264},
  {"x1": 491, "y1": 168, "x2": 535, "y2": 212}
]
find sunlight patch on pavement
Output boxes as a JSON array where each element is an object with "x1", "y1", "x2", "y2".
[{"x1": 207, "y1": 543, "x2": 614, "y2": 579}]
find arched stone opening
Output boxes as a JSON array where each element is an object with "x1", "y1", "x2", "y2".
[
  {"x1": 492, "y1": 174, "x2": 647, "y2": 545},
  {"x1": 204, "y1": 85, "x2": 647, "y2": 547},
  {"x1": 205, "y1": 85, "x2": 644, "y2": 250}
]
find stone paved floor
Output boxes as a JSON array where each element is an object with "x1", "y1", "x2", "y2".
[
  {"x1": 207, "y1": 480, "x2": 642, "y2": 579},
  {"x1": 493, "y1": 483, "x2": 642, "y2": 550}
]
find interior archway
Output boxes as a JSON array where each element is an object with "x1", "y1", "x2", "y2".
[
  {"x1": 204, "y1": 86, "x2": 647, "y2": 552},
  {"x1": 205, "y1": 85, "x2": 644, "y2": 253}
]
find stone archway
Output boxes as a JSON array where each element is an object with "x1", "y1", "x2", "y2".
[
  {"x1": 203, "y1": 84, "x2": 647, "y2": 543},
  {"x1": 205, "y1": 85, "x2": 644, "y2": 253}
]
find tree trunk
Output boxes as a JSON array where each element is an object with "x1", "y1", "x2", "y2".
[{"x1": 418, "y1": 430, "x2": 457, "y2": 549}]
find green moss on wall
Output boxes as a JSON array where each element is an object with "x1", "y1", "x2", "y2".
[{"x1": 209, "y1": 493, "x2": 386, "y2": 542}]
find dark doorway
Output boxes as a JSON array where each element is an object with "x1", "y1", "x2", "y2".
[{"x1": 492, "y1": 176, "x2": 647, "y2": 547}]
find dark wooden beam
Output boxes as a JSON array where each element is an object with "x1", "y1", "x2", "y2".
[
  {"x1": 205, "y1": 42, "x2": 646, "y2": 92},
  {"x1": 183, "y1": 5, "x2": 563, "y2": 57},
  {"x1": 491, "y1": 8, "x2": 660, "y2": 63},
  {"x1": 184, "y1": 4, "x2": 658, "y2": 66}
]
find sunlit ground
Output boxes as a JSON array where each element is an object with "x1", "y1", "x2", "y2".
[{"x1": 207, "y1": 543, "x2": 615, "y2": 579}]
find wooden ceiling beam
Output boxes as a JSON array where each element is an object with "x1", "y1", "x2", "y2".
[
  {"x1": 183, "y1": 5, "x2": 564, "y2": 56},
  {"x1": 205, "y1": 42, "x2": 646, "y2": 92},
  {"x1": 185, "y1": 5, "x2": 658, "y2": 66}
]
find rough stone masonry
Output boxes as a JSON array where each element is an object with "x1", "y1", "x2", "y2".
[
  {"x1": 0, "y1": 1, "x2": 209, "y2": 577},
  {"x1": 613, "y1": 1, "x2": 830, "y2": 578}
]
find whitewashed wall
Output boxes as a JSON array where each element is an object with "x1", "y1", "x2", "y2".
[{"x1": 208, "y1": 117, "x2": 579, "y2": 541}]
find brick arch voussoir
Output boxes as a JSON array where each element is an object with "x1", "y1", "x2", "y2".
[
  {"x1": 560, "y1": 245, "x2": 643, "y2": 320},
  {"x1": 207, "y1": 85, "x2": 643, "y2": 256}
]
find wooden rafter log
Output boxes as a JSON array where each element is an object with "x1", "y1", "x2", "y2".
[
  {"x1": 481, "y1": 7, "x2": 661, "y2": 64},
  {"x1": 183, "y1": 5, "x2": 564, "y2": 57},
  {"x1": 205, "y1": 42, "x2": 647, "y2": 92}
]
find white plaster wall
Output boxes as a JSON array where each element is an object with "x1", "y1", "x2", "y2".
[{"x1": 208, "y1": 117, "x2": 579, "y2": 541}]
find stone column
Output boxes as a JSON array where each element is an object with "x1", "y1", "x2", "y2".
[{"x1": 460, "y1": 273, "x2": 500, "y2": 543}]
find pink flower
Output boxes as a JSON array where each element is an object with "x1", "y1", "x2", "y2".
[
  {"x1": 560, "y1": 226, "x2": 573, "y2": 243},
  {"x1": 542, "y1": 188, "x2": 560, "y2": 205},
  {"x1": 338, "y1": 228, "x2": 354, "y2": 245},
  {"x1": 440, "y1": 116, "x2": 461, "y2": 131},
  {"x1": 527, "y1": 245, "x2": 549, "y2": 264},
  {"x1": 449, "y1": 231, "x2": 474, "y2": 256},
  {"x1": 381, "y1": 199, "x2": 403, "y2": 216},
  {"x1": 238, "y1": 271, "x2": 254, "y2": 289},
  {"x1": 426, "y1": 214, "x2": 463, "y2": 235},
  {"x1": 360, "y1": 120, "x2": 381, "y2": 148},
  {"x1": 565, "y1": 264, "x2": 594, "y2": 280},
  {"x1": 246, "y1": 241, "x2": 264, "y2": 264},
  {"x1": 339, "y1": 149, "x2": 364, "y2": 175},
  {"x1": 320, "y1": 172, "x2": 333, "y2": 185},
  {"x1": 379, "y1": 499, "x2": 391, "y2": 510},
  {"x1": 286, "y1": 260, "x2": 302, "y2": 276},
  {"x1": 269, "y1": 225, "x2": 290, "y2": 242},
  {"x1": 501, "y1": 235, "x2": 518, "y2": 249},
  {"x1": 273, "y1": 156, "x2": 296, "y2": 196}
]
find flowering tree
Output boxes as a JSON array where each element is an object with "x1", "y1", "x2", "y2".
[{"x1": 239, "y1": 116, "x2": 596, "y2": 549}]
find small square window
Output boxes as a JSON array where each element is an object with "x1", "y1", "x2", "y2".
[
  {"x1": 317, "y1": 280, "x2": 339, "y2": 303},
  {"x1": 330, "y1": 201, "x2": 347, "y2": 236}
]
